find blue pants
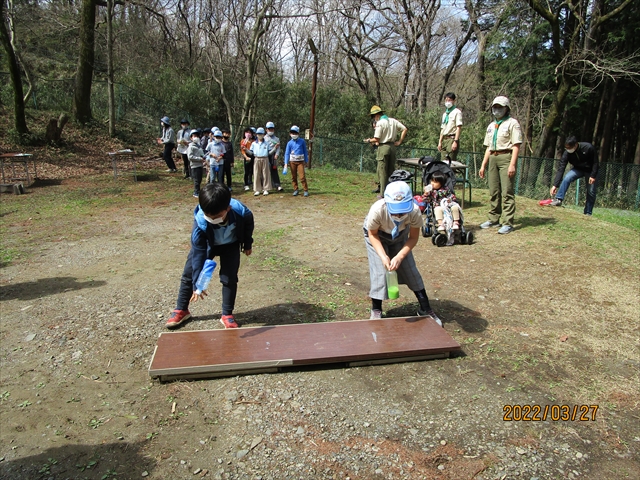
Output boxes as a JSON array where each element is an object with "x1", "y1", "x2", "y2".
[
  {"x1": 556, "y1": 168, "x2": 598, "y2": 215},
  {"x1": 176, "y1": 243, "x2": 240, "y2": 315}
]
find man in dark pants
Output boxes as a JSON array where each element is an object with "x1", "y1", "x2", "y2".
[{"x1": 548, "y1": 136, "x2": 600, "y2": 215}]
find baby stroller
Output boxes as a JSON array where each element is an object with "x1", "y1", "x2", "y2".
[{"x1": 418, "y1": 156, "x2": 473, "y2": 247}]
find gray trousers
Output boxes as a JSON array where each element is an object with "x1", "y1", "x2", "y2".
[{"x1": 364, "y1": 227, "x2": 424, "y2": 300}]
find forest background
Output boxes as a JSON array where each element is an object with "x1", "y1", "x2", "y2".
[{"x1": 1, "y1": 0, "x2": 639, "y2": 177}]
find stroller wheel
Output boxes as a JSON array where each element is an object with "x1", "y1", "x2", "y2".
[
  {"x1": 422, "y1": 225, "x2": 429, "y2": 238},
  {"x1": 466, "y1": 231, "x2": 474, "y2": 245},
  {"x1": 435, "y1": 234, "x2": 447, "y2": 247},
  {"x1": 431, "y1": 234, "x2": 437, "y2": 245}
]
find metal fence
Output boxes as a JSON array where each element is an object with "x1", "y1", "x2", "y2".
[
  {"x1": 2, "y1": 74, "x2": 638, "y2": 210},
  {"x1": 314, "y1": 136, "x2": 640, "y2": 210}
]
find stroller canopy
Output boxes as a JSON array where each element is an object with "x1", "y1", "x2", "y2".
[{"x1": 419, "y1": 156, "x2": 456, "y2": 193}]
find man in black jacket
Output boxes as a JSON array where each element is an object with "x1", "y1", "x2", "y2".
[{"x1": 548, "y1": 136, "x2": 600, "y2": 215}]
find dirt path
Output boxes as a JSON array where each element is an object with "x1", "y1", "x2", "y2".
[{"x1": 1, "y1": 181, "x2": 638, "y2": 479}]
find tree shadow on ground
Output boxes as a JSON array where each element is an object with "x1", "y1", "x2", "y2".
[
  {"x1": 0, "y1": 441, "x2": 155, "y2": 480},
  {"x1": 0, "y1": 277, "x2": 106, "y2": 301},
  {"x1": 517, "y1": 216, "x2": 558, "y2": 229},
  {"x1": 189, "y1": 302, "x2": 335, "y2": 328},
  {"x1": 29, "y1": 178, "x2": 63, "y2": 188},
  {"x1": 385, "y1": 299, "x2": 488, "y2": 333}
]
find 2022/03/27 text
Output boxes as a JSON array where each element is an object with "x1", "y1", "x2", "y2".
[{"x1": 503, "y1": 405, "x2": 598, "y2": 422}]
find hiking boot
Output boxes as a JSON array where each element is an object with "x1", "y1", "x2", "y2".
[
  {"x1": 498, "y1": 225, "x2": 514, "y2": 234},
  {"x1": 370, "y1": 309, "x2": 383, "y2": 320},
  {"x1": 480, "y1": 220, "x2": 499, "y2": 229},
  {"x1": 293, "y1": 190, "x2": 299, "y2": 196},
  {"x1": 417, "y1": 308, "x2": 443, "y2": 327},
  {"x1": 220, "y1": 315, "x2": 238, "y2": 329},
  {"x1": 166, "y1": 309, "x2": 191, "y2": 329},
  {"x1": 549, "y1": 198, "x2": 563, "y2": 207}
]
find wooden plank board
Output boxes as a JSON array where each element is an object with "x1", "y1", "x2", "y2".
[{"x1": 149, "y1": 316, "x2": 461, "y2": 381}]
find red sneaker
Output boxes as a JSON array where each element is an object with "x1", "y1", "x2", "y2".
[
  {"x1": 166, "y1": 309, "x2": 191, "y2": 329},
  {"x1": 220, "y1": 315, "x2": 238, "y2": 329}
]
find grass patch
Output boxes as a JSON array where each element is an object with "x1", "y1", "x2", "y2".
[{"x1": 565, "y1": 204, "x2": 640, "y2": 231}]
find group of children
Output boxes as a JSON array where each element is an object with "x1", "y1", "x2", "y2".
[{"x1": 162, "y1": 117, "x2": 310, "y2": 199}]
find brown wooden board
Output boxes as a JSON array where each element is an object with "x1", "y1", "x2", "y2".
[{"x1": 148, "y1": 316, "x2": 461, "y2": 381}]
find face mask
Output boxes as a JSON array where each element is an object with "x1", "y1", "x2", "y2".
[
  {"x1": 245, "y1": 133, "x2": 252, "y2": 139},
  {"x1": 290, "y1": 134, "x2": 299, "y2": 140},
  {"x1": 445, "y1": 101, "x2": 453, "y2": 108},
  {"x1": 223, "y1": 136, "x2": 230, "y2": 140},
  {"x1": 204, "y1": 213, "x2": 225, "y2": 225},
  {"x1": 391, "y1": 213, "x2": 408, "y2": 222},
  {"x1": 257, "y1": 134, "x2": 265, "y2": 140},
  {"x1": 566, "y1": 147, "x2": 577, "y2": 154},
  {"x1": 492, "y1": 107, "x2": 507, "y2": 119},
  {"x1": 214, "y1": 137, "x2": 222, "y2": 143}
]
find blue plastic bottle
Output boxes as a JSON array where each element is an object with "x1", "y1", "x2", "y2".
[{"x1": 195, "y1": 259, "x2": 217, "y2": 294}]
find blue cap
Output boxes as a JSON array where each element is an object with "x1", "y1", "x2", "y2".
[
  {"x1": 384, "y1": 181, "x2": 415, "y2": 214},
  {"x1": 250, "y1": 127, "x2": 257, "y2": 133},
  {"x1": 290, "y1": 125, "x2": 300, "y2": 133},
  {"x1": 256, "y1": 127, "x2": 266, "y2": 134},
  {"x1": 160, "y1": 116, "x2": 171, "y2": 125},
  {"x1": 213, "y1": 129, "x2": 222, "y2": 137},
  {"x1": 266, "y1": 121, "x2": 275, "y2": 129}
]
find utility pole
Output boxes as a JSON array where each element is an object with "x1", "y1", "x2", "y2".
[{"x1": 308, "y1": 38, "x2": 318, "y2": 169}]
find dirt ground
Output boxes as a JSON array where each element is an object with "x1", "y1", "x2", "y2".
[{"x1": 0, "y1": 159, "x2": 639, "y2": 479}]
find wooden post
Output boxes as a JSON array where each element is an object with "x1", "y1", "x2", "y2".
[{"x1": 308, "y1": 38, "x2": 318, "y2": 169}]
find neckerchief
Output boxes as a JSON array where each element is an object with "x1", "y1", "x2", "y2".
[
  {"x1": 442, "y1": 105, "x2": 455, "y2": 126},
  {"x1": 391, "y1": 219, "x2": 402, "y2": 239},
  {"x1": 492, "y1": 114, "x2": 510, "y2": 151}
]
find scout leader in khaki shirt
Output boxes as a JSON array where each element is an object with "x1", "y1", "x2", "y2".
[
  {"x1": 438, "y1": 92, "x2": 462, "y2": 161},
  {"x1": 480, "y1": 101, "x2": 523, "y2": 179}
]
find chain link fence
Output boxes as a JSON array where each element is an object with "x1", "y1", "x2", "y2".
[
  {"x1": 2, "y1": 74, "x2": 639, "y2": 210},
  {"x1": 314, "y1": 137, "x2": 640, "y2": 210}
]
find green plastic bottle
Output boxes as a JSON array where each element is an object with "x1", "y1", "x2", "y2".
[{"x1": 386, "y1": 270, "x2": 399, "y2": 299}]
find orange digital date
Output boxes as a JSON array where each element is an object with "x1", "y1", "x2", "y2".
[{"x1": 503, "y1": 404, "x2": 598, "y2": 421}]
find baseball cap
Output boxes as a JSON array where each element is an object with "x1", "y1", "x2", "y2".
[
  {"x1": 256, "y1": 127, "x2": 266, "y2": 134},
  {"x1": 491, "y1": 96, "x2": 510, "y2": 108},
  {"x1": 213, "y1": 129, "x2": 223, "y2": 137},
  {"x1": 266, "y1": 121, "x2": 275, "y2": 129},
  {"x1": 189, "y1": 129, "x2": 200, "y2": 137},
  {"x1": 384, "y1": 181, "x2": 414, "y2": 214},
  {"x1": 290, "y1": 125, "x2": 300, "y2": 133}
]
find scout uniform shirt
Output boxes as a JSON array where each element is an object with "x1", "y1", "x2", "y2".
[
  {"x1": 374, "y1": 117, "x2": 407, "y2": 145},
  {"x1": 440, "y1": 107, "x2": 462, "y2": 137},
  {"x1": 364, "y1": 199, "x2": 423, "y2": 239},
  {"x1": 483, "y1": 116, "x2": 523, "y2": 152}
]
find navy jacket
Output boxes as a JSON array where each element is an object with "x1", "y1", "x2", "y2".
[{"x1": 189, "y1": 199, "x2": 254, "y2": 285}]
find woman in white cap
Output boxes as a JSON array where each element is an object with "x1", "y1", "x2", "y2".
[
  {"x1": 363, "y1": 181, "x2": 442, "y2": 325},
  {"x1": 479, "y1": 96, "x2": 523, "y2": 234},
  {"x1": 157, "y1": 116, "x2": 177, "y2": 173}
]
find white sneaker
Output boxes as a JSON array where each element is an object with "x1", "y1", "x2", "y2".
[
  {"x1": 370, "y1": 309, "x2": 383, "y2": 320},
  {"x1": 437, "y1": 224, "x2": 445, "y2": 232},
  {"x1": 253, "y1": 191, "x2": 260, "y2": 196},
  {"x1": 277, "y1": 186, "x2": 283, "y2": 191},
  {"x1": 263, "y1": 190, "x2": 269, "y2": 196},
  {"x1": 452, "y1": 222, "x2": 460, "y2": 230},
  {"x1": 244, "y1": 186, "x2": 250, "y2": 191}
]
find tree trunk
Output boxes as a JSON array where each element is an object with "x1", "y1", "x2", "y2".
[
  {"x1": 627, "y1": 128, "x2": 640, "y2": 196},
  {"x1": 534, "y1": 75, "x2": 572, "y2": 157},
  {"x1": 107, "y1": 0, "x2": 115, "y2": 137},
  {"x1": 73, "y1": 0, "x2": 96, "y2": 124},
  {"x1": 598, "y1": 81, "x2": 618, "y2": 163},
  {"x1": 0, "y1": 0, "x2": 28, "y2": 134}
]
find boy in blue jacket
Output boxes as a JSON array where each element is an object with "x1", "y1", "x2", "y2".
[
  {"x1": 284, "y1": 125, "x2": 309, "y2": 196},
  {"x1": 166, "y1": 182, "x2": 254, "y2": 329}
]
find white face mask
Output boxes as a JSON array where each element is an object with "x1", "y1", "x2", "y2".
[
  {"x1": 445, "y1": 101, "x2": 453, "y2": 109},
  {"x1": 491, "y1": 107, "x2": 507, "y2": 118},
  {"x1": 566, "y1": 146, "x2": 577, "y2": 154},
  {"x1": 290, "y1": 134, "x2": 299, "y2": 140},
  {"x1": 204, "y1": 214, "x2": 225, "y2": 225},
  {"x1": 492, "y1": 107, "x2": 507, "y2": 119},
  {"x1": 257, "y1": 134, "x2": 265, "y2": 140},
  {"x1": 391, "y1": 213, "x2": 408, "y2": 222}
]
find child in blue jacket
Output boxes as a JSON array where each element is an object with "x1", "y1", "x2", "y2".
[
  {"x1": 284, "y1": 125, "x2": 309, "y2": 196},
  {"x1": 166, "y1": 183, "x2": 254, "y2": 329}
]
